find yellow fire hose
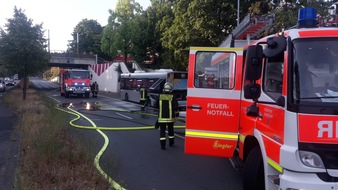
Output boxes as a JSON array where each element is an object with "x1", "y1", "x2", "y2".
[{"x1": 52, "y1": 97, "x2": 185, "y2": 190}]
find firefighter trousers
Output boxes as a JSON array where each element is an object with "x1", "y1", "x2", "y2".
[
  {"x1": 140, "y1": 100, "x2": 147, "y2": 110},
  {"x1": 159, "y1": 122, "x2": 174, "y2": 150},
  {"x1": 92, "y1": 90, "x2": 98, "y2": 97}
]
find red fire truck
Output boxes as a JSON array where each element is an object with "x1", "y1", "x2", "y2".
[
  {"x1": 185, "y1": 8, "x2": 338, "y2": 190},
  {"x1": 59, "y1": 69, "x2": 92, "y2": 98}
]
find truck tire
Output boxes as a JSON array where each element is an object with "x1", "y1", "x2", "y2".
[
  {"x1": 65, "y1": 92, "x2": 69, "y2": 98},
  {"x1": 243, "y1": 146, "x2": 265, "y2": 190},
  {"x1": 124, "y1": 93, "x2": 129, "y2": 101}
]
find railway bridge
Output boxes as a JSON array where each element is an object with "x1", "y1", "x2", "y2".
[{"x1": 49, "y1": 52, "x2": 97, "y2": 69}]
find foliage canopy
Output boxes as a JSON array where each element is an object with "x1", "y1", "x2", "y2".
[{"x1": 0, "y1": 7, "x2": 50, "y2": 78}]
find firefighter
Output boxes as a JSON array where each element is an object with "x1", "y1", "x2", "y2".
[
  {"x1": 155, "y1": 82, "x2": 179, "y2": 150},
  {"x1": 91, "y1": 81, "x2": 99, "y2": 98},
  {"x1": 139, "y1": 85, "x2": 147, "y2": 111}
]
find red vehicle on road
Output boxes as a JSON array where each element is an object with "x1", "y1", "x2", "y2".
[{"x1": 59, "y1": 69, "x2": 92, "y2": 98}]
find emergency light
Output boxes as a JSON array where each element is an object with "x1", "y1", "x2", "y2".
[{"x1": 298, "y1": 8, "x2": 317, "y2": 28}]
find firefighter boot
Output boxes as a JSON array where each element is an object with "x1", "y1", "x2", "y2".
[
  {"x1": 169, "y1": 138, "x2": 175, "y2": 147},
  {"x1": 160, "y1": 140, "x2": 166, "y2": 150}
]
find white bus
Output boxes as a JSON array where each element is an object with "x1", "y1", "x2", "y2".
[{"x1": 119, "y1": 70, "x2": 188, "y2": 110}]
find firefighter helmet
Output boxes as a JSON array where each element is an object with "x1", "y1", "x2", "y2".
[{"x1": 163, "y1": 83, "x2": 173, "y2": 93}]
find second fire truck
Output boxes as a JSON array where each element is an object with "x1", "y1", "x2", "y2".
[{"x1": 185, "y1": 8, "x2": 338, "y2": 190}]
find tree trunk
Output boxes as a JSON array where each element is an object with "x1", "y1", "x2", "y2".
[
  {"x1": 23, "y1": 77, "x2": 27, "y2": 100},
  {"x1": 23, "y1": 63, "x2": 27, "y2": 100}
]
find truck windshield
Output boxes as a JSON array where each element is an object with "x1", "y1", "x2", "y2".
[
  {"x1": 293, "y1": 38, "x2": 338, "y2": 103},
  {"x1": 69, "y1": 71, "x2": 90, "y2": 79}
]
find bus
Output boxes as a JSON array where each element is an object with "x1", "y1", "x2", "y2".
[{"x1": 119, "y1": 70, "x2": 188, "y2": 110}]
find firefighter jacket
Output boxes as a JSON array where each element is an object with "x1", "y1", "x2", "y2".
[
  {"x1": 140, "y1": 87, "x2": 147, "y2": 101},
  {"x1": 155, "y1": 93, "x2": 179, "y2": 123},
  {"x1": 91, "y1": 82, "x2": 99, "y2": 92}
]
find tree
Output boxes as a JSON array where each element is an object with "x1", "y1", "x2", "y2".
[
  {"x1": 101, "y1": 0, "x2": 142, "y2": 66},
  {"x1": 249, "y1": 1, "x2": 270, "y2": 15},
  {"x1": 68, "y1": 19, "x2": 110, "y2": 61},
  {"x1": 268, "y1": 0, "x2": 331, "y2": 34},
  {"x1": 161, "y1": 0, "x2": 253, "y2": 70},
  {"x1": 147, "y1": 0, "x2": 176, "y2": 70},
  {"x1": 129, "y1": 0, "x2": 173, "y2": 69},
  {"x1": 0, "y1": 7, "x2": 50, "y2": 100},
  {"x1": 129, "y1": 11, "x2": 152, "y2": 64},
  {"x1": 101, "y1": 10, "x2": 120, "y2": 61}
]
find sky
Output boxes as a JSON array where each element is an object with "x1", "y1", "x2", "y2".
[{"x1": 0, "y1": 0, "x2": 151, "y2": 52}]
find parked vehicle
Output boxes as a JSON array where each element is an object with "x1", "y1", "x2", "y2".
[
  {"x1": 0, "y1": 78, "x2": 6, "y2": 92},
  {"x1": 5, "y1": 78, "x2": 16, "y2": 86}
]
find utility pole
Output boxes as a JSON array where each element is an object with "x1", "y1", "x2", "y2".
[
  {"x1": 48, "y1": 30, "x2": 50, "y2": 53},
  {"x1": 77, "y1": 32, "x2": 79, "y2": 54},
  {"x1": 237, "y1": 0, "x2": 240, "y2": 26}
]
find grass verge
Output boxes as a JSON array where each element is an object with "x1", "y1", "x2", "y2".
[{"x1": 3, "y1": 88, "x2": 111, "y2": 189}]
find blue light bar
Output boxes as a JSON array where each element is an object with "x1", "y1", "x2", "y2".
[{"x1": 298, "y1": 8, "x2": 317, "y2": 28}]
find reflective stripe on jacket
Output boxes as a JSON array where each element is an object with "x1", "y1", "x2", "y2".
[
  {"x1": 158, "y1": 94, "x2": 176, "y2": 123},
  {"x1": 140, "y1": 88, "x2": 146, "y2": 101}
]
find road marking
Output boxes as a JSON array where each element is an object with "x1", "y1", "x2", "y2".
[
  {"x1": 116, "y1": 112, "x2": 132, "y2": 119},
  {"x1": 175, "y1": 133, "x2": 185, "y2": 139},
  {"x1": 99, "y1": 94, "x2": 120, "y2": 101}
]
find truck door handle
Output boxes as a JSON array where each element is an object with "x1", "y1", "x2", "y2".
[{"x1": 187, "y1": 105, "x2": 202, "y2": 110}]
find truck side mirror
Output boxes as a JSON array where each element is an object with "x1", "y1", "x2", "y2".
[
  {"x1": 263, "y1": 36, "x2": 286, "y2": 58},
  {"x1": 244, "y1": 84, "x2": 261, "y2": 117},
  {"x1": 244, "y1": 84, "x2": 261, "y2": 100},
  {"x1": 245, "y1": 45, "x2": 263, "y2": 81},
  {"x1": 90, "y1": 74, "x2": 93, "y2": 80}
]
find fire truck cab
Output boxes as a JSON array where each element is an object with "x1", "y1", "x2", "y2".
[
  {"x1": 185, "y1": 8, "x2": 338, "y2": 190},
  {"x1": 59, "y1": 69, "x2": 92, "y2": 98}
]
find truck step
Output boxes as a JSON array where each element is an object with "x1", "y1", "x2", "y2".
[
  {"x1": 229, "y1": 155, "x2": 244, "y2": 172},
  {"x1": 268, "y1": 175, "x2": 280, "y2": 185}
]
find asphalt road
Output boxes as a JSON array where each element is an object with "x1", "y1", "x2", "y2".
[{"x1": 31, "y1": 78, "x2": 245, "y2": 190}]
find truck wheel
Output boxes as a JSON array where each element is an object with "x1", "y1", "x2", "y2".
[
  {"x1": 125, "y1": 93, "x2": 129, "y2": 101},
  {"x1": 65, "y1": 92, "x2": 69, "y2": 98},
  {"x1": 243, "y1": 146, "x2": 265, "y2": 190},
  {"x1": 85, "y1": 93, "x2": 89, "y2": 98}
]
